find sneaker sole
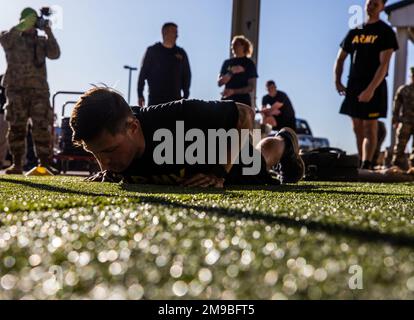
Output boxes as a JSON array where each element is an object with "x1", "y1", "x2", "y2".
[{"x1": 279, "y1": 127, "x2": 299, "y2": 155}]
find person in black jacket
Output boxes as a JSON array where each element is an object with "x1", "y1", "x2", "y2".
[{"x1": 137, "y1": 22, "x2": 191, "y2": 107}]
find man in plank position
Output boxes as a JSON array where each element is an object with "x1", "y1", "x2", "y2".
[{"x1": 70, "y1": 88, "x2": 304, "y2": 188}]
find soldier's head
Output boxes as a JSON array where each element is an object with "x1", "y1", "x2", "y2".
[
  {"x1": 162, "y1": 22, "x2": 178, "y2": 46},
  {"x1": 266, "y1": 80, "x2": 277, "y2": 96},
  {"x1": 231, "y1": 35, "x2": 253, "y2": 58},
  {"x1": 70, "y1": 88, "x2": 144, "y2": 173},
  {"x1": 365, "y1": 0, "x2": 388, "y2": 18}
]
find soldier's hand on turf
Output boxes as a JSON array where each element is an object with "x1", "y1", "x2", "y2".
[
  {"x1": 85, "y1": 170, "x2": 123, "y2": 183},
  {"x1": 180, "y1": 173, "x2": 225, "y2": 188},
  {"x1": 335, "y1": 82, "x2": 347, "y2": 96},
  {"x1": 358, "y1": 88, "x2": 374, "y2": 103}
]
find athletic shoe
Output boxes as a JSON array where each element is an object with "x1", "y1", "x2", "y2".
[
  {"x1": 4, "y1": 164, "x2": 23, "y2": 175},
  {"x1": 275, "y1": 127, "x2": 305, "y2": 183}
]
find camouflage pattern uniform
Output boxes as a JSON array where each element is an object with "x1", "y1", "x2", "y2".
[
  {"x1": 0, "y1": 27, "x2": 60, "y2": 166},
  {"x1": 0, "y1": 76, "x2": 8, "y2": 166},
  {"x1": 392, "y1": 71, "x2": 414, "y2": 169}
]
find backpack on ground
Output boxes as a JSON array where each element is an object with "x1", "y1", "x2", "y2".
[{"x1": 300, "y1": 147, "x2": 359, "y2": 181}]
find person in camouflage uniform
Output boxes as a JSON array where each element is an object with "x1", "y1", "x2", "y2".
[
  {"x1": 0, "y1": 7, "x2": 60, "y2": 174},
  {"x1": 392, "y1": 67, "x2": 414, "y2": 170},
  {"x1": 0, "y1": 74, "x2": 8, "y2": 168}
]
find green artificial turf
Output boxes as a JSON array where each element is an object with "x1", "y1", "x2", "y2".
[{"x1": 0, "y1": 176, "x2": 413, "y2": 299}]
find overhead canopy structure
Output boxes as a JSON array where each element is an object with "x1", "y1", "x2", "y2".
[{"x1": 385, "y1": 0, "x2": 414, "y2": 94}]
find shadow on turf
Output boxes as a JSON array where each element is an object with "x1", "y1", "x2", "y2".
[
  {"x1": 127, "y1": 192, "x2": 414, "y2": 248},
  {"x1": 1, "y1": 177, "x2": 414, "y2": 247},
  {"x1": 0, "y1": 177, "x2": 112, "y2": 198},
  {"x1": 122, "y1": 183, "x2": 410, "y2": 197},
  {"x1": 1, "y1": 177, "x2": 409, "y2": 198}
]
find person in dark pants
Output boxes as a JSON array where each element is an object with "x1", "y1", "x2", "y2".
[
  {"x1": 334, "y1": 0, "x2": 398, "y2": 170},
  {"x1": 261, "y1": 80, "x2": 296, "y2": 131},
  {"x1": 218, "y1": 35, "x2": 258, "y2": 107},
  {"x1": 137, "y1": 22, "x2": 191, "y2": 107}
]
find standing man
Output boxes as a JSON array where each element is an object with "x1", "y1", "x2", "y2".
[
  {"x1": 0, "y1": 7, "x2": 60, "y2": 174},
  {"x1": 0, "y1": 74, "x2": 8, "y2": 169},
  {"x1": 391, "y1": 67, "x2": 414, "y2": 170},
  {"x1": 334, "y1": 0, "x2": 398, "y2": 170},
  {"x1": 137, "y1": 22, "x2": 191, "y2": 107},
  {"x1": 261, "y1": 80, "x2": 296, "y2": 131}
]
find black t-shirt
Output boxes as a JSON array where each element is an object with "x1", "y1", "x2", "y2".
[
  {"x1": 340, "y1": 20, "x2": 398, "y2": 81},
  {"x1": 262, "y1": 91, "x2": 296, "y2": 130},
  {"x1": 121, "y1": 99, "x2": 239, "y2": 184},
  {"x1": 137, "y1": 43, "x2": 191, "y2": 105},
  {"x1": 220, "y1": 57, "x2": 258, "y2": 105}
]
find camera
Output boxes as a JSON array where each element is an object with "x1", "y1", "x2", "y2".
[{"x1": 35, "y1": 7, "x2": 52, "y2": 30}]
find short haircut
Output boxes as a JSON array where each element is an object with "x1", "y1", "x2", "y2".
[
  {"x1": 162, "y1": 22, "x2": 178, "y2": 35},
  {"x1": 266, "y1": 80, "x2": 276, "y2": 87},
  {"x1": 70, "y1": 87, "x2": 133, "y2": 145},
  {"x1": 232, "y1": 35, "x2": 254, "y2": 58}
]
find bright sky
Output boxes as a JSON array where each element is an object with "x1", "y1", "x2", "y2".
[{"x1": 0, "y1": 0, "x2": 413, "y2": 154}]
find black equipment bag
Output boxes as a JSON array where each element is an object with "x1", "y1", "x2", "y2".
[{"x1": 300, "y1": 147, "x2": 359, "y2": 181}]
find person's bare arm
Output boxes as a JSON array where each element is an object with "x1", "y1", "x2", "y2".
[
  {"x1": 334, "y1": 48, "x2": 348, "y2": 96},
  {"x1": 218, "y1": 65, "x2": 245, "y2": 87},
  {"x1": 218, "y1": 72, "x2": 232, "y2": 87},
  {"x1": 358, "y1": 49, "x2": 394, "y2": 103},
  {"x1": 222, "y1": 78, "x2": 255, "y2": 98}
]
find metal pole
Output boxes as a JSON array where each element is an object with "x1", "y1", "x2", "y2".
[
  {"x1": 124, "y1": 65, "x2": 138, "y2": 104},
  {"x1": 231, "y1": 0, "x2": 261, "y2": 109}
]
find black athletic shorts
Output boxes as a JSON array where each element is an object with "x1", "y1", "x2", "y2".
[{"x1": 340, "y1": 79, "x2": 388, "y2": 120}]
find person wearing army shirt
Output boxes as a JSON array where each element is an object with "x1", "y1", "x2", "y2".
[
  {"x1": 0, "y1": 8, "x2": 60, "y2": 174},
  {"x1": 334, "y1": 0, "x2": 398, "y2": 170},
  {"x1": 391, "y1": 67, "x2": 414, "y2": 170}
]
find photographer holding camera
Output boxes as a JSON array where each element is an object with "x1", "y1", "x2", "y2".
[{"x1": 0, "y1": 7, "x2": 60, "y2": 174}]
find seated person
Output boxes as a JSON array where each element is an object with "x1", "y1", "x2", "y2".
[
  {"x1": 70, "y1": 88, "x2": 305, "y2": 187},
  {"x1": 261, "y1": 80, "x2": 296, "y2": 131}
]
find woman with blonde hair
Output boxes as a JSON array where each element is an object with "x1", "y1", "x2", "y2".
[{"x1": 218, "y1": 35, "x2": 258, "y2": 107}]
